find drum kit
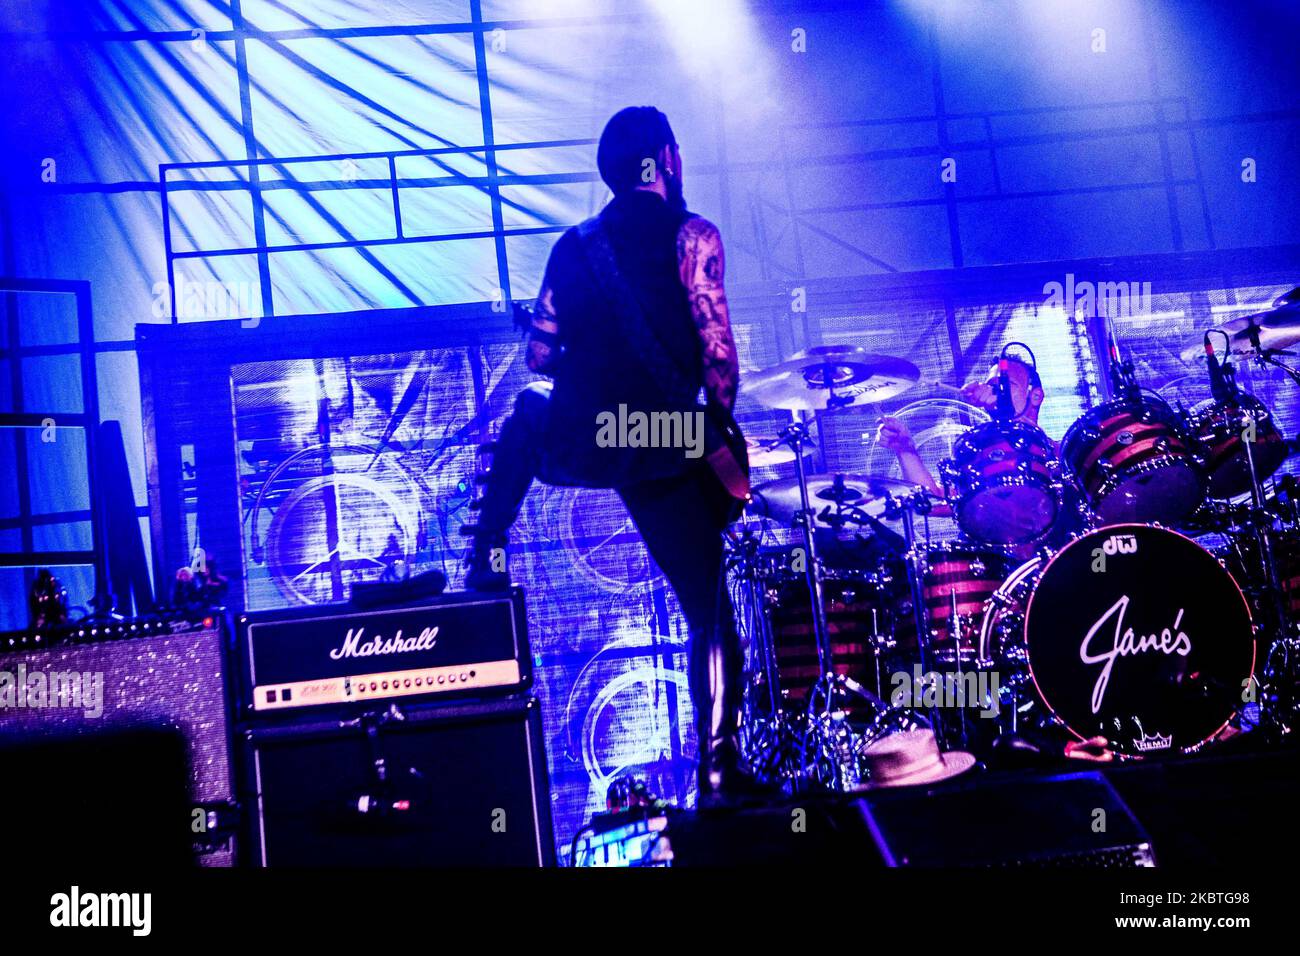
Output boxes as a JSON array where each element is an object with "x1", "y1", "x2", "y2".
[{"x1": 729, "y1": 289, "x2": 1300, "y2": 793}]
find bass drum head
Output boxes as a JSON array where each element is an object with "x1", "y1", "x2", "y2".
[{"x1": 1025, "y1": 524, "x2": 1254, "y2": 756}]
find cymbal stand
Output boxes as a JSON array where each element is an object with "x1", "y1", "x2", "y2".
[
  {"x1": 769, "y1": 413, "x2": 899, "y2": 791},
  {"x1": 1253, "y1": 348, "x2": 1300, "y2": 390},
  {"x1": 778, "y1": 416, "x2": 855, "y2": 789},
  {"x1": 1244, "y1": 325, "x2": 1300, "y2": 736},
  {"x1": 883, "y1": 488, "x2": 946, "y2": 747},
  {"x1": 778, "y1": 416, "x2": 834, "y2": 681}
]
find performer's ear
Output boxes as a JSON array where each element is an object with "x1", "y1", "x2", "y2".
[
  {"x1": 658, "y1": 143, "x2": 680, "y2": 179},
  {"x1": 1029, "y1": 387, "x2": 1044, "y2": 408}
]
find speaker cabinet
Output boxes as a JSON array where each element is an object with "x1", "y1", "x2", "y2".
[
  {"x1": 857, "y1": 770, "x2": 1155, "y2": 867},
  {"x1": 0, "y1": 724, "x2": 195, "y2": 867},
  {"x1": 0, "y1": 618, "x2": 236, "y2": 865},
  {"x1": 244, "y1": 696, "x2": 554, "y2": 866}
]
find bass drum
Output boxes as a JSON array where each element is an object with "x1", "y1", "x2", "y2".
[{"x1": 982, "y1": 524, "x2": 1254, "y2": 756}]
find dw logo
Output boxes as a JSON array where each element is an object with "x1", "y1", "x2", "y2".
[
  {"x1": 1101, "y1": 534, "x2": 1138, "y2": 556},
  {"x1": 1092, "y1": 534, "x2": 1138, "y2": 572}
]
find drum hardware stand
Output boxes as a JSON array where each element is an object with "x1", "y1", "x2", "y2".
[
  {"x1": 728, "y1": 516, "x2": 782, "y2": 719},
  {"x1": 947, "y1": 585, "x2": 971, "y2": 748},
  {"x1": 1234, "y1": 320, "x2": 1300, "y2": 738},
  {"x1": 726, "y1": 515, "x2": 805, "y2": 788},
  {"x1": 883, "y1": 488, "x2": 949, "y2": 747},
  {"x1": 1243, "y1": 312, "x2": 1300, "y2": 388},
  {"x1": 823, "y1": 502, "x2": 905, "y2": 701},
  {"x1": 773, "y1": 415, "x2": 855, "y2": 790}
]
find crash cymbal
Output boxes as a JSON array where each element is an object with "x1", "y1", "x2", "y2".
[
  {"x1": 744, "y1": 435, "x2": 810, "y2": 468},
  {"x1": 747, "y1": 345, "x2": 920, "y2": 411},
  {"x1": 749, "y1": 473, "x2": 919, "y2": 524},
  {"x1": 1183, "y1": 286, "x2": 1300, "y2": 359}
]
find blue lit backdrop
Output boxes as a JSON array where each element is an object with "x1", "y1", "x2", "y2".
[{"x1": 2, "y1": 0, "x2": 1299, "y2": 861}]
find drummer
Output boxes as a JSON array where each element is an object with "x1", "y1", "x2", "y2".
[
  {"x1": 883, "y1": 354, "x2": 1097, "y2": 579},
  {"x1": 876, "y1": 353, "x2": 1052, "y2": 498},
  {"x1": 878, "y1": 355, "x2": 1115, "y2": 764}
]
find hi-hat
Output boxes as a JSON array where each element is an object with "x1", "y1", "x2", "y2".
[
  {"x1": 749, "y1": 473, "x2": 919, "y2": 525},
  {"x1": 747, "y1": 346, "x2": 920, "y2": 411},
  {"x1": 1183, "y1": 286, "x2": 1300, "y2": 359}
]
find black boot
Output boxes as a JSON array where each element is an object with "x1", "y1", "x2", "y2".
[
  {"x1": 697, "y1": 734, "x2": 769, "y2": 809},
  {"x1": 462, "y1": 527, "x2": 511, "y2": 592}
]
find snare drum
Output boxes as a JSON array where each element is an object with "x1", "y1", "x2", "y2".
[
  {"x1": 1186, "y1": 395, "x2": 1288, "y2": 499},
  {"x1": 942, "y1": 420, "x2": 1061, "y2": 545},
  {"x1": 1061, "y1": 395, "x2": 1205, "y2": 525}
]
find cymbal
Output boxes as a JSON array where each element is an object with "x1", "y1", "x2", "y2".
[
  {"x1": 749, "y1": 473, "x2": 919, "y2": 524},
  {"x1": 1183, "y1": 286, "x2": 1300, "y2": 359},
  {"x1": 744, "y1": 436, "x2": 810, "y2": 469},
  {"x1": 747, "y1": 345, "x2": 920, "y2": 411}
]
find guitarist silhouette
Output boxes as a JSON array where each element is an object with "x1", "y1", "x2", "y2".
[{"x1": 462, "y1": 107, "x2": 753, "y2": 800}]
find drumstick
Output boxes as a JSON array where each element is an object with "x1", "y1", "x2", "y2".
[
  {"x1": 924, "y1": 380, "x2": 968, "y2": 397},
  {"x1": 926, "y1": 380, "x2": 997, "y2": 407}
]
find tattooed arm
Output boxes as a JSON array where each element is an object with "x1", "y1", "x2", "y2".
[
  {"x1": 525, "y1": 281, "x2": 560, "y2": 375},
  {"x1": 677, "y1": 217, "x2": 739, "y2": 411}
]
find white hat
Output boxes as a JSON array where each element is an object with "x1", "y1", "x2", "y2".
[{"x1": 854, "y1": 728, "x2": 977, "y2": 789}]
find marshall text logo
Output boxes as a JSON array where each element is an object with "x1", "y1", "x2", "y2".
[{"x1": 329, "y1": 626, "x2": 439, "y2": 660}]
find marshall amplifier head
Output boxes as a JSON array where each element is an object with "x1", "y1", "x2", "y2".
[{"x1": 237, "y1": 588, "x2": 529, "y2": 715}]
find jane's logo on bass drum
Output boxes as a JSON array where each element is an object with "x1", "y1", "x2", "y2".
[
  {"x1": 1024, "y1": 524, "x2": 1253, "y2": 756},
  {"x1": 1080, "y1": 597, "x2": 1190, "y2": 713},
  {"x1": 1101, "y1": 534, "x2": 1137, "y2": 556}
]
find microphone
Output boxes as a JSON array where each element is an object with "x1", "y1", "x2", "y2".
[
  {"x1": 1204, "y1": 335, "x2": 1233, "y2": 404},
  {"x1": 995, "y1": 357, "x2": 1015, "y2": 421},
  {"x1": 1103, "y1": 315, "x2": 1136, "y2": 399}
]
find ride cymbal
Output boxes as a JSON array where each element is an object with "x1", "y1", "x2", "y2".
[{"x1": 747, "y1": 345, "x2": 920, "y2": 411}]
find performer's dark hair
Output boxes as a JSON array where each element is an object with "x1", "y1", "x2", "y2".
[{"x1": 597, "y1": 107, "x2": 677, "y2": 195}]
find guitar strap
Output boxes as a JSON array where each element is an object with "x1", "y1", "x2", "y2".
[
  {"x1": 575, "y1": 214, "x2": 701, "y2": 411},
  {"x1": 574, "y1": 214, "x2": 749, "y2": 500}
]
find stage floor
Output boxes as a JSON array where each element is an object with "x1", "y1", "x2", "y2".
[{"x1": 663, "y1": 743, "x2": 1300, "y2": 867}]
